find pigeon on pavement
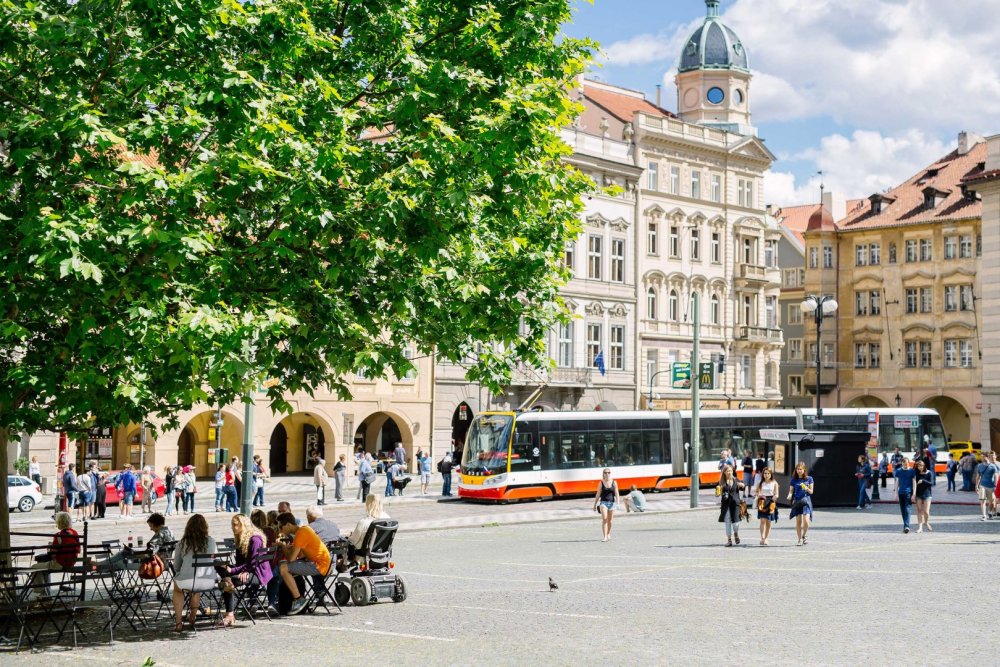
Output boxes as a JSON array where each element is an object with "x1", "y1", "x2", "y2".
[{"x1": 548, "y1": 577, "x2": 558, "y2": 592}]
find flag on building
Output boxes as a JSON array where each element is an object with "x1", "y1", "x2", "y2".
[{"x1": 595, "y1": 350, "x2": 606, "y2": 376}]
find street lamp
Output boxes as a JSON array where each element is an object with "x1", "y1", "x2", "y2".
[
  {"x1": 646, "y1": 369, "x2": 673, "y2": 410},
  {"x1": 800, "y1": 294, "x2": 838, "y2": 424},
  {"x1": 895, "y1": 393, "x2": 902, "y2": 407}
]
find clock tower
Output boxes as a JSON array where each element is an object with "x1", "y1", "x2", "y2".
[{"x1": 675, "y1": 0, "x2": 755, "y2": 136}]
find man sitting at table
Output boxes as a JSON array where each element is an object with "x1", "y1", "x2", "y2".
[
  {"x1": 276, "y1": 512, "x2": 331, "y2": 616},
  {"x1": 28, "y1": 511, "x2": 80, "y2": 598},
  {"x1": 305, "y1": 505, "x2": 340, "y2": 543}
]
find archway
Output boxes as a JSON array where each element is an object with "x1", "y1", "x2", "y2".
[
  {"x1": 176, "y1": 410, "x2": 244, "y2": 477},
  {"x1": 845, "y1": 395, "x2": 889, "y2": 409},
  {"x1": 355, "y1": 412, "x2": 414, "y2": 467},
  {"x1": 920, "y1": 396, "x2": 969, "y2": 442},
  {"x1": 450, "y1": 402, "x2": 474, "y2": 459},
  {"x1": 269, "y1": 424, "x2": 288, "y2": 475},
  {"x1": 266, "y1": 412, "x2": 335, "y2": 474}
]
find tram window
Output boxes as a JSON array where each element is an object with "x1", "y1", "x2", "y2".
[
  {"x1": 558, "y1": 434, "x2": 588, "y2": 468},
  {"x1": 511, "y1": 429, "x2": 534, "y2": 472},
  {"x1": 616, "y1": 430, "x2": 643, "y2": 465},
  {"x1": 590, "y1": 430, "x2": 615, "y2": 466},
  {"x1": 642, "y1": 431, "x2": 663, "y2": 464},
  {"x1": 539, "y1": 432, "x2": 558, "y2": 470}
]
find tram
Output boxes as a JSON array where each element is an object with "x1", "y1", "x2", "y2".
[{"x1": 458, "y1": 407, "x2": 947, "y2": 502}]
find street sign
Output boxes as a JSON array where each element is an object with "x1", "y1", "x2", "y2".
[
  {"x1": 698, "y1": 362, "x2": 715, "y2": 390},
  {"x1": 894, "y1": 416, "x2": 919, "y2": 429},
  {"x1": 672, "y1": 362, "x2": 692, "y2": 389}
]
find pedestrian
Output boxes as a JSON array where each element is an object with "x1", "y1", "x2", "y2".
[
  {"x1": 753, "y1": 451, "x2": 765, "y2": 491},
  {"x1": 741, "y1": 450, "x2": 754, "y2": 498},
  {"x1": 94, "y1": 470, "x2": 107, "y2": 519},
  {"x1": 164, "y1": 466, "x2": 176, "y2": 516},
  {"x1": 314, "y1": 457, "x2": 329, "y2": 505},
  {"x1": 214, "y1": 463, "x2": 226, "y2": 512},
  {"x1": 593, "y1": 468, "x2": 620, "y2": 543},
  {"x1": 439, "y1": 452, "x2": 454, "y2": 497},
  {"x1": 755, "y1": 467, "x2": 779, "y2": 545},
  {"x1": 787, "y1": 462, "x2": 814, "y2": 546},
  {"x1": 717, "y1": 464, "x2": 744, "y2": 547},
  {"x1": 253, "y1": 455, "x2": 268, "y2": 507},
  {"x1": 394, "y1": 441, "x2": 406, "y2": 469},
  {"x1": 359, "y1": 452, "x2": 375, "y2": 502},
  {"x1": 76, "y1": 464, "x2": 92, "y2": 521},
  {"x1": 890, "y1": 447, "x2": 904, "y2": 492},
  {"x1": 63, "y1": 464, "x2": 80, "y2": 519},
  {"x1": 140, "y1": 466, "x2": 155, "y2": 514},
  {"x1": 224, "y1": 465, "x2": 238, "y2": 512},
  {"x1": 231, "y1": 456, "x2": 243, "y2": 503},
  {"x1": 181, "y1": 465, "x2": 197, "y2": 514},
  {"x1": 354, "y1": 447, "x2": 364, "y2": 500},
  {"x1": 53, "y1": 465, "x2": 65, "y2": 516},
  {"x1": 924, "y1": 435, "x2": 937, "y2": 486},
  {"x1": 29, "y1": 456, "x2": 42, "y2": 488},
  {"x1": 961, "y1": 451, "x2": 976, "y2": 492},
  {"x1": 878, "y1": 452, "x2": 889, "y2": 489},
  {"x1": 384, "y1": 451, "x2": 395, "y2": 498},
  {"x1": 855, "y1": 455, "x2": 871, "y2": 510},
  {"x1": 417, "y1": 449, "x2": 432, "y2": 495},
  {"x1": 945, "y1": 453, "x2": 958, "y2": 493},
  {"x1": 976, "y1": 451, "x2": 999, "y2": 520},
  {"x1": 914, "y1": 459, "x2": 933, "y2": 533},
  {"x1": 894, "y1": 457, "x2": 916, "y2": 533},
  {"x1": 334, "y1": 454, "x2": 346, "y2": 502},
  {"x1": 117, "y1": 464, "x2": 137, "y2": 519}
]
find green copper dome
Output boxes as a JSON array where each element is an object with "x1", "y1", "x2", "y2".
[{"x1": 678, "y1": 1, "x2": 749, "y2": 73}]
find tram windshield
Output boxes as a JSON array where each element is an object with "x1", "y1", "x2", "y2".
[{"x1": 463, "y1": 414, "x2": 514, "y2": 475}]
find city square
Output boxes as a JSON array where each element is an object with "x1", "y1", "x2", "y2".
[{"x1": 4, "y1": 0, "x2": 1000, "y2": 664}]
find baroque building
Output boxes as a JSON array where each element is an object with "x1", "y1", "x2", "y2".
[{"x1": 802, "y1": 132, "x2": 987, "y2": 442}]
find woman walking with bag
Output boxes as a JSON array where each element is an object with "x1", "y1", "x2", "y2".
[
  {"x1": 592, "y1": 468, "x2": 620, "y2": 542},
  {"x1": 787, "y1": 462, "x2": 814, "y2": 546},
  {"x1": 718, "y1": 464, "x2": 744, "y2": 546},
  {"x1": 755, "y1": 467, "x2": 779, "y2": 545},
  {"x1": 914, "y1": 459, "x2": 934, "y2": 532}
]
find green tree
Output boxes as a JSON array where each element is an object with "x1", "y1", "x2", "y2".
[{"x1": 0, "y1": 0, "x2": 592, "y2": 552}]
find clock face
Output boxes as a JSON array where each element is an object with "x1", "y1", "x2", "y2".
[{"x1": 707, "y1": 87, "x2": 725, "y2": 105}]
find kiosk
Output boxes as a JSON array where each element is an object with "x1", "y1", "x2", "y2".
[{"x1": 763, "y1": 430, "x2": 870, "y2": 508}]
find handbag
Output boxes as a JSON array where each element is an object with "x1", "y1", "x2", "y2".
[{"x1": 138, "y1": 553, "x2": 165, "y2": 579}]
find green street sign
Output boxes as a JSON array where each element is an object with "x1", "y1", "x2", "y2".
[
  {"x1": 698, "y1": 362, "x2": 715, "y2": 390},
  {"x1": 671, "y1": 362, "x2": 691, "y2": 389}
]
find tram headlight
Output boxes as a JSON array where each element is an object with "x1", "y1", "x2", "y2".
[{"x1": 482, "y1": 474, "x2": 507, "y2": 487}]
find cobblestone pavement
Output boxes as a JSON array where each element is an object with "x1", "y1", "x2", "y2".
[{"x1": 8, "y1": 496, "x2": 1000, "y2": 666}]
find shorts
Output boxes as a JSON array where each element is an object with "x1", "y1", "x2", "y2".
[
  {"x1": 978, "y1": 486, "x2": 995, "y2": 501},
  {"x1": 419, "y1": 472, "x2": 431, "y2": 484},
  {"x1": 600, "y1": 500, "x2": 615, "y2": 511},
  {"x1": 79, "y1": 491, "x2": 93, "y2": 506},
  {"x1": 285, "y1": 560, "x2": 324, "y2": 577},
  {"x1": 122, "y1": 492, "x2": 135, "y2": 505}
]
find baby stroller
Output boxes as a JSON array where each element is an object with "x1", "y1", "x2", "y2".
[{"x1": 335, "y1": 520, "x2": 407, "y2": 606}]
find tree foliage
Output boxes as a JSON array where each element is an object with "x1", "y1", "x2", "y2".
[{"x1": 0, "y1": 0, "x2": 593, "y2": 441}]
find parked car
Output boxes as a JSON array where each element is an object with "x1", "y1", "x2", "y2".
[
  {"x1": 8, "y1": 475, "x2": 43, "y2": 512},
  {"x1": 104, "y1": 471, "x2": 166, "y2": 505}
]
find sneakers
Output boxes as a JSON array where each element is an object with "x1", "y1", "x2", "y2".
[
  {"x1": 734, "y1": 535, "x2": 740, "y2": 545},
  {"x1": 796, "y1": 538, "x2": 803, "y2": 546},
  {"x1": 916, "y1": 526, "x2": 923, "y2": 534},
  {"x1": 265, "y1": 605, "x2": 279, "y2": 616},
  {"x1": 287, "y1": 596, "x2": 308, "y2": 616},
  {"x1": 856, "y1": 506, "x2": 862, "y2": 510},
  {"x1": 903, "y1": 526, "x2": 910, "y2": 534}
]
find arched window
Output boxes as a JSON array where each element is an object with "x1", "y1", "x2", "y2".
[
  {"x1": 647, "y1": 288, "x2": 657, "y2": 320},
  {"x1": 710, "y1": 293, "x2": 720, "y2": 324},
  {"x1": 668, "y1": 290, "x2": 679, "y2": 321}
]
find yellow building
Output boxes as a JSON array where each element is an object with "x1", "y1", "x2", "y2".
[{"x1": 802, "y1": 132, "x2": 986, "y2": 442}]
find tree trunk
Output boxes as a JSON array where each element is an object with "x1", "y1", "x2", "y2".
[{"x1": 0, "y1": 426, "x2": 10, "y2": 566}]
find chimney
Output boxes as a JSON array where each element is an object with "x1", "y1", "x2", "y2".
[
  {"x1": 822, "y1": 191, "x2": 846, "y2": 223},
  {"x1": 656, "y1": 84, "x2": 662, "y2": 108},
  {"x1": 958, "y1": 130, "x2": 986, "y2": 155}
]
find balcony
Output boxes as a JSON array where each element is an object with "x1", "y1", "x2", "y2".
[
  {"x1": 509, "y1": 366, "x2": 593, "y2": 387},
  {"x1": 736, "y1": 326, "x2": 783, "y2": 344},
  {"x1": 735, "y1": 263, "x2": 768, "y2": 289}
]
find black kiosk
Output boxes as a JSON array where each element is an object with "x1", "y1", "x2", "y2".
[{"x1": 765, "y1": 430, "x2": 870, "y2": 508}]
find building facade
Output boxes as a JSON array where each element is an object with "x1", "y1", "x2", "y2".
[
  {"x1": 802, "y1": 133, "x2": 987, "y2": 442},
  {"x1": 774, "y1": 203, "x2": 817, "y2": 408},
  {"x1": 967, "y1": 134, "x2": 1000, "y2": 450}
]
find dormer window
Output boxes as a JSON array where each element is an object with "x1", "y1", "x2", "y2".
[
  {"x1": 869, "y1": 193, "x2": 896, "y2": 215},
  {"x1": 921, "y1": 186, "x2": 951, "y2": 210}
]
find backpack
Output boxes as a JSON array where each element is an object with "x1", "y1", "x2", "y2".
[{"x1": 437, "y1": 458, "x2": 445, "y2": 473}]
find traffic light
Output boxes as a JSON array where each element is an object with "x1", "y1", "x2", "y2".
[{"x1": 717, "y1": 354, "x2": 726, "y2": 374}]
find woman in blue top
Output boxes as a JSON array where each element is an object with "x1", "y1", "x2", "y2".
[
  {"x1": 854, "y1": 455, "x2": 872, "y2": 510},
  {"x1": 914, "y1": 459, "x2": 934, "y2": 533},
  {"x1": 895, "y1": 457, "x2": 917, "y2": 533},
  {"x1": 786, "y1": 462, "x2": 814, "y2": 546}
]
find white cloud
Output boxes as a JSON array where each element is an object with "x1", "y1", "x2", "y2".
[
  {"x1": 765, "y1": 128, "x2": 950, "y2": 205},
  {"x1": 601, "y1": 33, "x2": 678, "y2": 66},
  {"x1": 721, "y1": 0, "x2": 1000, "y2": 131}
]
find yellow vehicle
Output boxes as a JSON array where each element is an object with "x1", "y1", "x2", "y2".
[{"x1": 948, "y1": 441, "x2": 983, "y2": 462}]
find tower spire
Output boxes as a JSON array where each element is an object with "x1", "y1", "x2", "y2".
[{"x1": 706, "y1": 0, "x2": 720, "y2": 18}]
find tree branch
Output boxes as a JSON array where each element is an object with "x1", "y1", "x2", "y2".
[{"x1": 88, "y1": 0, "x2": 127, "y2": 105}]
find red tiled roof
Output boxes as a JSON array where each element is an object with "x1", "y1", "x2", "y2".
[
  {"x1": 837, "y1": 141, "x2": 986, "y2": 232},
  {"x1": 582, "y1": 83, "x2": 675, "y2": 123},
  {"x1": 774, "y1": 203, "x2": 819, "y2": 245}
]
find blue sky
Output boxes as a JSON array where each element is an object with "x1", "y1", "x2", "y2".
[{"x1": 563, "y1": 0, "x2": 1000, "y2": 207}]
